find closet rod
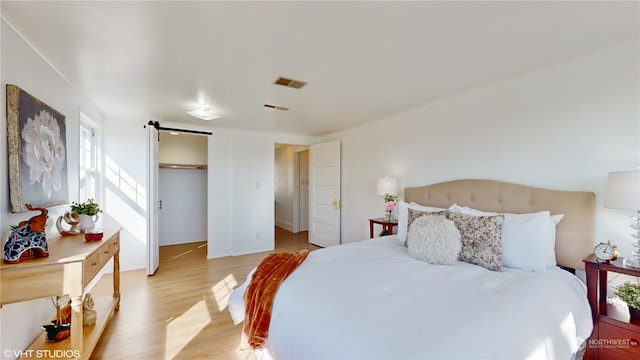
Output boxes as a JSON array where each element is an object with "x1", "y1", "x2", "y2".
[
  {"x1": 146, "y1": 120, "x2": 213, "y2": 136},
  {"x1": 160, "y1": 164, "x2": 207, "y2": 170}
]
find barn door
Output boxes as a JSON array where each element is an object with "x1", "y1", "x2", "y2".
[{"x1": 146, "y1": 122, "x2": 160, "y2": 275}]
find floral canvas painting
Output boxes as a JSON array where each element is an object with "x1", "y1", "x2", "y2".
[{"x1": 7, "y1": 84, "x2": 68, "y2": 213}]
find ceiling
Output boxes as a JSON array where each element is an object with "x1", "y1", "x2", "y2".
[{"x1": 2, "y1": 1, "x2": 638, "y2": 136}]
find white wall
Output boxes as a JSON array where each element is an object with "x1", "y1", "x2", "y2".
[
  {"x1": 207, "y1": 131, "x2": 315, "y2": 258},
  {"x1": 325, "y1": 38, "x2": 639, "y2": 259},
  {"x1": 0, "y1": 19, "x2": 105, "y2": 357}
]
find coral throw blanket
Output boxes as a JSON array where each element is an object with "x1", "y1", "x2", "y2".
[{"x1": 243, "y1": 249, "x2": 309, "y2": 349}]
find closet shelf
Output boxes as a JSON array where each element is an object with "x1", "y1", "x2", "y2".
[{"x1": 159, "y1": 164, "x2": 207, "y2": 170}]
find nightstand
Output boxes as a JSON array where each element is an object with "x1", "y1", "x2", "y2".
[
  {"x1": 369, "y1": 218, "x2": 398, "y2": 238},
  {"x1": 584, "y1": 255, "x2": 640, "y2": 359}
]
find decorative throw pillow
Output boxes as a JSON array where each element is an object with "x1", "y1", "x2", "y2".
[
  {"x1": 448, "y1": 212, "x2": 505, "y2": 271},
  {"x1": 451, "y1": 205, "x2": 564, "y2": 271},
  {"x1": 396, "y1": 201, "x2": 446, "y2": 245},
  {"x1": 405, "y1": 208, "x2": 449, "y2": 246},
  {"x1": 407, "y1": 215, "x2": 461, "y2": 265}
]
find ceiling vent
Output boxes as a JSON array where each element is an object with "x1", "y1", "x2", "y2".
[
  {"x1": 274, "y1": 76, "x2": 306, "y2": 89},
  {"x1": 264, "y1": 104, "x2": 289, "y2": 111}
]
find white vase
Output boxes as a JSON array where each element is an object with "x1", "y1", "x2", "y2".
[{"x1": 78, "y1": 214, "x2": 99, "y2": 232}]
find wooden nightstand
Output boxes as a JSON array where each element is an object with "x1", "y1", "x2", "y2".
[
  {"x1": 369, "y1": 218, "x2": 398, "y2": 238},
  {"x1": 584, "y1": 255, "x2": 640, "y2": 359}
]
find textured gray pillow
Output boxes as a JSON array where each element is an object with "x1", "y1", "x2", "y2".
[
  {"x1": 448, "y1": 212, "x2": 505, "y2": 271},
  {"x1": 407, "y1": 215, "x2": 461, "y2": 265}
]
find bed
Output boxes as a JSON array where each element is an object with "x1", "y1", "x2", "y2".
[{"x1": 229, "y1": 179, "x2": 595, "y2": 359}]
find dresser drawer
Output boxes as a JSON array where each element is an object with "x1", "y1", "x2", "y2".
[
  {"x1": 109, "y1": 235, "x2": 120, "y2": 255},
  {"x1": 97, "y1": 236, "x2": 119, "y2": 263},
  {"x1": 84, "y1": 251, "x2": 101, "y2": 282},
  {"x1": 598, "y1": 320, "x2": 640, "y2": 359}
]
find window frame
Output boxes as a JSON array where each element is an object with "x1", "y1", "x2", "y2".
[{"x1": 79, "y1": 114, "x2": 101, "y2": 203}]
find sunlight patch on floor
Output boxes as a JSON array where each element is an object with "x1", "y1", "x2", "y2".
[
  {"x1": 165, "y1": 300, "x2": 210, "y2": 359},
  {"x1": 171, "y1": 249, "x2": 194, "y2": 260},
  {"x1": 212, "y1": 274, "x2": 238, "y2": 311}
]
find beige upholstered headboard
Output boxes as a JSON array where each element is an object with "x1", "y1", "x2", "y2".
[{"x1": 404, "y1": 179, "x2": 595, "y2": 270}]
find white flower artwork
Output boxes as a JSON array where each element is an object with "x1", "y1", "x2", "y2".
[
  {"x1": 7, "y1": 84, "x2": 69, "y2": 212},
  {"x1": 21, "y1": 109, "x2": 66, "y2": 199}
]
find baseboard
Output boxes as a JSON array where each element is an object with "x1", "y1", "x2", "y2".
[{"x1": 275, "y1": 219, "x2": 293, "y2": 232}]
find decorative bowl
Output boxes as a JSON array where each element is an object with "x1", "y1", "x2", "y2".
[{"x1": 84, "y1": 229, "x2": 103, "y2": 241}]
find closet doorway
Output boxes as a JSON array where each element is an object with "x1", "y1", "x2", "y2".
[
  {"x1": 274, "y1": 144, "x2": 309, "y2": 239},
  {"x1": 158, "y1": 131, "x2": 208, "y2": 249}
]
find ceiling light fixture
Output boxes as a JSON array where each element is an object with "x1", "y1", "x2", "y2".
[{"x1": 187, "y1": 106, "x2": 219, "y2": 121}]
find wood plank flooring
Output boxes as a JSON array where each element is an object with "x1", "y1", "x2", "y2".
[{"x1": 90, "y1": 228, "x2": 319, "y2": 359}]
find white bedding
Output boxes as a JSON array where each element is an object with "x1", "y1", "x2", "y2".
[{"x1": 229, "y1": 236, "x2": 593, "y2": 359}]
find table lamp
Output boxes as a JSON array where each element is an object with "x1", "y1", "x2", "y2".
[{"x1": 604, "y1": 170, "x2": 640, "y2": 268}]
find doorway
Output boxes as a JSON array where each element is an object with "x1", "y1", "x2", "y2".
[
  {"x1": 158, "y1": 131, "x2": 208, "y2": 247},
  {"x1": 274, "y1": 144, "x2": 309, "y2": 244}
]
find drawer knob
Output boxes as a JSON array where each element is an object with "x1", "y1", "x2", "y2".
[{"x1": 92, "y1": 261, "x2": 98, "y2": 266}]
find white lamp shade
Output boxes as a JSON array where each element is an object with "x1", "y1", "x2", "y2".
[
  {"x1": 376, "y1": 177, "x2": 398, "y2": 196},
  {"x1": 604, "y1": 170, "x2": 640, "y2": 210}
]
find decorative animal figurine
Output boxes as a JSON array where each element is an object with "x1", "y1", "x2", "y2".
[
  {"x1": 56, "y1": 211, "x2": 81, "y2": 236},
  {"x1": 3, "y1": 204, "x2": 49, "y2": 264},
  {"x1": 83, "y1": 293, "x2": 97, "y2": 326},
  {"x1": 42, "y1": 295, "x2": 71, "y2": 342}
]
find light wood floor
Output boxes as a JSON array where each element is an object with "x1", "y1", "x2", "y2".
[{"x1": 90, "y1": 228, "x2": 319, "y2": 360}]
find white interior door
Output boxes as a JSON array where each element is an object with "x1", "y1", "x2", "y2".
[
  {"x1": 308, "y1": 141, "x2": 341, "y2": 247},
  {"x1": 299, "y1": 150, "x2": 309, "y2": 232},
  {"x1": 146, "y1": 123, "x2": 160, "y2": 275}
]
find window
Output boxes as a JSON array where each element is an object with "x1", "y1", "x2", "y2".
[{"x1": 79, "y1": 119, "x2": 98, "y2": 201}]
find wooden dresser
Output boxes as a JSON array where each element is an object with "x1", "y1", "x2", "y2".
[{"x1": 1, "y1": 229, "x2": 120, "y2": 359}]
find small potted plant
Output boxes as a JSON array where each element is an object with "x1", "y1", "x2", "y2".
[
  {"x1": 70, "y1": 198, "x2": 102, "y2": 232},
  {"x1": 614, "y1": 281, "x2": 640, "y2": 324}
]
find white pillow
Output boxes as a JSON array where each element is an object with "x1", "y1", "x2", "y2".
[
  {"x1": 454, "y1": 205, "x2": 562, "y2": 271},
  {"x1": 547, "y1": 214, "x2": 565, "y2": 267},
  {"x1": 407, "y1": 215, "x2": 461, "y2": 265},
  {"x1": 396, "y1": 201, "x2": 446, "y2": 245}
]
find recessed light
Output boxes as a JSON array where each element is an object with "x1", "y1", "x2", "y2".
[
  {"x1": 187, "y1": 107, "x2": 219, "y2": 120},
  {"x1": 169, "y1": 132, "x2": 180, "y2": 135}
]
